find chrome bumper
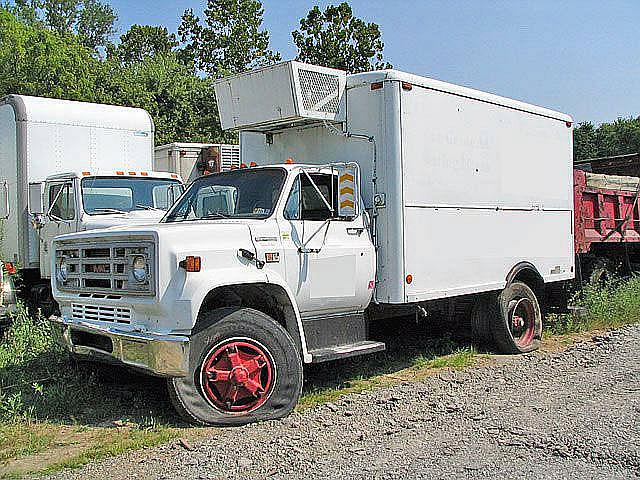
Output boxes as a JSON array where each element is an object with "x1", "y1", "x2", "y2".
[{"x1": 52, "y1": 316, "x2": 190, "y2": 377}]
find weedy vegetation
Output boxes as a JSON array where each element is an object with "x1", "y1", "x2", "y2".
[{"x1": 1, "y1": 276, "x2": 640, "y2": 477}]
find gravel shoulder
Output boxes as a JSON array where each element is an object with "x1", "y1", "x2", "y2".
[{"x1": 49, "y1": 325, "x2": 640, "y2": 480}]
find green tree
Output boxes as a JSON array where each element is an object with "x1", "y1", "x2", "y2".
[
  {"x1": 110, "y1": 24, "x2": 178, "y2": 64},
  {"x1": 5, "y1": 0, "x2": 116, "y2": 52},
  {"x1": 178, "y1": 0, "x2": 280, "y2": 77},
  {"x1": 573, "y1": 117, "x2": 640, "y2": 161},
  {"x1": 101, "y1": 53, "x2": 233, "y2": 145},
  {"x1": 292, "y1": 2, "x2": 391, "y2": 73},
  {"x1": 0, "y1": 8, "x2": 103, "y2": 100}
]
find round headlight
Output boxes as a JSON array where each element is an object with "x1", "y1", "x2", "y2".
[
  {"x1": 56, "y1": 259, "x2": 68, "y2": 283},
  {"x1": 132, "y1": 256, "x2": 147, "y2": 283}
]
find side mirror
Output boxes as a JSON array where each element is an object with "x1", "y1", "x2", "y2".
[
  {"x1": 28, "y1": 182, "x2": 44, "y2": 215},
  {"x1": 0, "y1": 180, "x2": 8, "y2": 219},
  {"x1": 337, "y1": 165, "x2": 359, "y2": 218}
]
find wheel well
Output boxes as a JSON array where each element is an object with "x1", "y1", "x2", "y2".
[
  {"x1": 197, "y1": 283, "x2": 303, "y2": 355},
  {"x1": 507, "y1": 263, "x2": 545, "y2": 301}
]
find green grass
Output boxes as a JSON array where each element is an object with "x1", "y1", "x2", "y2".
[
  {"x1": 0, "y1": 304, "x2": 185, "y2": 478},
  {"x1": 545, "y1": 276, "x2": 640, "y2": 335}
]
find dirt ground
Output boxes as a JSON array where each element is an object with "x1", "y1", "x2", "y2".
[{"x1": 44, "y1": 324, "x2": 640, "y2": 480}]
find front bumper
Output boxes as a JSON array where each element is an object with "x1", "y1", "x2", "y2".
[{"x1": 52, "y1": 316, "x2": 190, "y2": 377}]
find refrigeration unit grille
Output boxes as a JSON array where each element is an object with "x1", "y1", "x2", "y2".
[{"x1": 298, "y1": 68, "x2": 341, "y2": 114}]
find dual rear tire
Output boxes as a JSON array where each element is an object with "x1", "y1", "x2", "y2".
[{"x1": 471, "y1": 281, "x2": 542, "y2": 354}]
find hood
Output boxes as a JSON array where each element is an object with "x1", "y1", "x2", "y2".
[{"x1": 81, "y1": 209, "x2": 166, "y2": 231}]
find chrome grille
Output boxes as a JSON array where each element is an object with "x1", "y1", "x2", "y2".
[
  {"x1": 56, "y1": 241, "x2": 155, "y2": 296},
  {"x1": 72, "y1": 303, "x2": 132, "y2": 324}
]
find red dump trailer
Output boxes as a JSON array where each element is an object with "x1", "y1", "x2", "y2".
[{"x1": 573, "y1": 168, "x2": 640, "y2": 282}]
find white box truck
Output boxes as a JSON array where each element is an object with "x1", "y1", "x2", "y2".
[
  {"x1": 154, "y1": 143, "x2": 240, "y2": 183},
  {"x1": 51, "y1": 61, "x2": 574, "y2": 426},
  {"x1": 0, "y1": 95, "x2": 183, "y2": 319}
]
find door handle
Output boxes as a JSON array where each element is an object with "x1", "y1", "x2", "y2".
[{"x1": 347, "y1": 227, "x2": 364, "y2": 235}]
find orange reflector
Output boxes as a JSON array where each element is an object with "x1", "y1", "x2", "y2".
[
  {"x1": 371, "y1": 82, "x2": 383, "y2": 91},
  {"x1": 4, "y1": 262, "x2": 17, "y2": 275},
  {"x1": 140, "y1": 172, "x2": 148, "y2": 176},
  {"x1": 401, "y1": 82, "x2": 412, "y2": 91},
  {"x1": 285, "y1": 158, "x2": 295, "y2": 164},
  {"x1": 249, "y1": 162, "x2": 257, "y2": 167},
  {"x1": 116, "y1": 171, "x2": 124, "y2": 175},
  {"x1": 566, "y1": 121, "x2": 573, "y2": 128},
  {"x1": 180, "y1": 256, "x2": 201, "y2": 272},
  {"x1": 82, "y1": 171, "x2": 91, "y2": 176},
  {"x1": 240, "y1": 163, "x2": 247, "y2": 168},
  {"x1": 171, "y1": 174, "x2": 178, "y2": 179},
  {"x1": 406, "y1": 274, "x2": 413, "y2": 284},
  {"x1": 129, "y1": 171, "x2": 136, "y2": 175}
]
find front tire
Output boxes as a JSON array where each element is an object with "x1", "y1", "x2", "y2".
[{"x1": 168, "y1": 307, "x2": 302, "y2": 426}]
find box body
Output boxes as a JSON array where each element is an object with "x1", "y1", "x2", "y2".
[{"x1": 239, "y1": 67, "x2": 575, "y2": 304}]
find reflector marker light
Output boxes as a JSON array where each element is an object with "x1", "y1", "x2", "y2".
[
  {"x1": 179, "y1": 256, "x2": 201, "y2": 272},
  {"x1": 240, "y1": 163, "x2": 247, "y2": 168},
  {"x1": 171, "y1": 174, "x2": 178, "y2": 179},
  {"x1": 82, "y1": 171, "x2": 91, "y2": 176},
  {"x1": 3, "y1": 262, "x2": 17, "y2": 275},
  {"x1": 140, "y1": 172, "x2": 149, "y2": 176},
  {"x1": 116, "y1": 171, "x2": 124, "y2": 175},
  {"x1": 371, "y1": 82, "x2": 383, "y2": 91},
  {"x1": 129, "y1": 172, "x2": 136, "y2": 175},
  {"x1": 285, "y1": 158, "x2": 295, "y2": 164},
  {"x1": 402, "y1": 82, "x2": 413, "y2": 91},
  {"x1": 406, "y1": 274, "x2": 413, "y2": 284},
  {"x1": 249, "y1": 162, "x2": 257, "y2": 167}
]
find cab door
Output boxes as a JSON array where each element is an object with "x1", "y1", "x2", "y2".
[
  {"x1": 279, "y1": 171, "x2": 375, "y2": 317},
  {"x1": 39, "y1": 179, "x2": 78, "y2": 278}
]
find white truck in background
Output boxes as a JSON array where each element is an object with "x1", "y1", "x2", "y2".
[
  {"x1": 154, "y1": 143, "x2": 240, "y2": 183},
  {"x1": 0, "y1": 95, "x2": 184, "y2": 319},
  {"x1": 51, "y1": 61, "x2": 574, "y2": 426}
]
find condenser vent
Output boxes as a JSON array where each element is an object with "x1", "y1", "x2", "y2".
[
  {"x1": 214, "y1": 61, "x2": 346, "y2": 132},
  {"x1": 297, "y1": 68, "x2": 341, "y2": 115}
]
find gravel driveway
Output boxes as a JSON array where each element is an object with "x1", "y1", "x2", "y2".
[{"x1": 51, "y1": 324, "x2": 640, "y2": 480}]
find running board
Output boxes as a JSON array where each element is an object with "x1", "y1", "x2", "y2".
[{"x1": 309, "y1": 341, "x2": 386, "y2": 363}]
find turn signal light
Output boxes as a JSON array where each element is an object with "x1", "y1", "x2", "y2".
[
  {"x1": 249, "y1": 162, "x2": 257, "y2": 167},
  {"x1": 180, "y1": 256, "x2": 201, "y2": 272}
]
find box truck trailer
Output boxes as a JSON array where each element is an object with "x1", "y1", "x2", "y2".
[
  {"x1": 0, "y1": 95, "x2": 184, "y2": 319},
  {"x1": 154, "y1": 143, "x2": 240, "y2": 183},
  {"x1": 50, "y1": 61, "x2": 574, "y2": 425}
]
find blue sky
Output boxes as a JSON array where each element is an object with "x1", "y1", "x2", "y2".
[{"x1": 108, "y1": 0, "x2": 640, "y2": 124}]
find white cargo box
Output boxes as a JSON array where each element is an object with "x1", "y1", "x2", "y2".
[
  {"x1": 233, "y1": 65, "x2": 576, "y2": 305},
  {"x1": 154, "y1": 143, "x2": 240, "y2": 183},
  {"x1": 214, "y1": 61, "x2": 346, "y2": 131}
]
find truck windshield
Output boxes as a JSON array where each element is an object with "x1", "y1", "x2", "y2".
[
  {"x1": 81, "y1": 177, "x2": 183, "y2": 215},
  {"x1": 163, "y1": 168, "x2": 286, "y2": 222}
]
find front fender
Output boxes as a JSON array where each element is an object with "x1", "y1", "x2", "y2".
[{"x1": 175, "y1": 266, "x2": 311, "y2": 362}]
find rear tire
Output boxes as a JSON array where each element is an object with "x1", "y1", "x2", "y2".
[
  {"x1": 168, "y1": 307, "x2": 302, "y2": 426},
  {"x1": 472, "y1": 282, "x2": 542, "y2": 354}
]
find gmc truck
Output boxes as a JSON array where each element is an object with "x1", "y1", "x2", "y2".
[{"x1": 51, "y1": 62, "x2": 574, "y2": 425}]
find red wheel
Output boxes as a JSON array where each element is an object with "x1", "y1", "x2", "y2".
[
  {"x1": 200, "y1": 339, "x2": 275, "y2": 413},
  {"x1": 507, "y1": 298, "x2": 536, "y2": 348}
]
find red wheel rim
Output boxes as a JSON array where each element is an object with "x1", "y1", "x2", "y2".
[
  {"x1": 508, "y1": 298, "x2": 536, "y2": 347},
  {"x1": 200, "y1": 339, "x2": 274, "y2": 413}
]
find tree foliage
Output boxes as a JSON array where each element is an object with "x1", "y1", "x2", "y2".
[
  {"x1": 178, "y1": 0, "x2": 279, "y2": 77},
  {"x1": 292, "y1": 2, "x2": 391, "y2": 73},
  {"x1": 110, "y1": 24, "x2": 178, "y2": 64},
  {"x1": 6, "y1": 0, "x2": 116, "y2": 52},
  {"x1": 573, "y1": 117, "x2": 640, "y2": 161}
]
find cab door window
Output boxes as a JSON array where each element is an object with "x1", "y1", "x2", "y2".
[
  {"x1": 48, "y1": 183, "x2": 75, "y2": 220},
  {"x1": 284, "y1": 173, "x2": 338, "y2": 221}
]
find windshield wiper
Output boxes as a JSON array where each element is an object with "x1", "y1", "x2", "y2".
[
  {"x1": 92, "y1": 208, "x2": 127, "y2": 214},
  {"x1": 135, "y1": 204, "x2": 162, "y2": 211},
  {"x1": 201, "y1": 212, "x2": 230, "y2": 219}
]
